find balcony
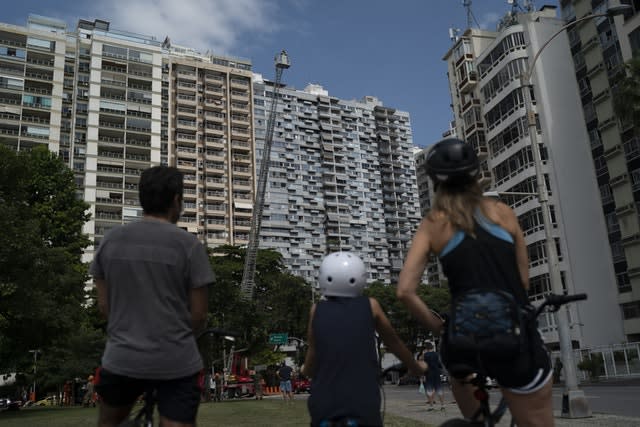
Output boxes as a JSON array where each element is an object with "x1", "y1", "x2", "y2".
[{"x1": 458, "y1": 70, "x2": 478, "y2": 94}]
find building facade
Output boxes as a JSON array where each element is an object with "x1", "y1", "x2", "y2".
[
  {"x1": 0, "y1": 16, "x2": 258, "y2": 264},
  {"x1": 442, "y1": 6, "x2": 625, "y2": 348},
  {"x1": 253, "y1": 80, "x2": 421, "y2": 283},
  {"x1": 0, "y1": 15, "x2": 421, "y2": 286},
  {"x1": 559, "y1": 0, "x2": 640, "y2": 341}
]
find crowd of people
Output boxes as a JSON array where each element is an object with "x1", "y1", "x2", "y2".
[{"x1": 85, "y1": 138, "x2": 555, "y2": 427}]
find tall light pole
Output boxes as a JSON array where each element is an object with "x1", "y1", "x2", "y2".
[{"x1": 520, "y1": 4, "x2": 630, "y2": 418}]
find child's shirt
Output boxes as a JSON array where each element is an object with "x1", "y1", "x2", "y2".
[{"x1": 307, "y1": 296, "x2": 382, "y2": 426}]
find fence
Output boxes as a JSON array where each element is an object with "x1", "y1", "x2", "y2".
[{"x1": 550, "y1": 341, "x2": 640, "y2": 382}]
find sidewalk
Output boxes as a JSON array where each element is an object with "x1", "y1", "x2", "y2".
[{"x1": 383, "y1": 395, "x2": 640, "y2": 426}]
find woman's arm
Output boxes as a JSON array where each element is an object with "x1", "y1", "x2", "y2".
[
  {"x1": 301, "y1": 304, "x2": 317, "y2": 378},
  {"x1": 396, "y1": 219, "x2": 444, "y2": 334},
  {"x1": 371, "y1": 298, "x2": 427, "y2": 376}
]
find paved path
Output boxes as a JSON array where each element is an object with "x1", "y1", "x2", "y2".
[{"x1": 382, "y1": 385, "x2": 640, "y2": 426}]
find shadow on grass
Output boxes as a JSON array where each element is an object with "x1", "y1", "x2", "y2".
[{"x1": 0, "y1": 399, "x2": 431, "y2": 426}]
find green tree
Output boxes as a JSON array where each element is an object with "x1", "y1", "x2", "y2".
[
  {"x1": 364, "y1": 281, "x2": 450, "y2": 352},
  {"x1": 0, "y1": 146, "x2": 91, "y2": 382},
  {"x1": 204, "y1": 246, "x2": 312, "y2": 369},
  {"x1": 613, "y1": 56, "x2": 640, "y2": 130}
]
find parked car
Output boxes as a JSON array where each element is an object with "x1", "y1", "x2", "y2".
[
  {"x1": 34, "y1": 396, "x2": 56, "y2": 407},
  {"x1": 0, "y1": 397, "x2": 21, "y2": 412},
  {"x1": 293, "y1": 376, "x2": 311, "y2": 394}
]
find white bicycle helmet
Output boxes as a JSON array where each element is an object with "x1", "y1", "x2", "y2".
[{"x1": 318, "y1": 252, "x2": 367, "y2": 297}]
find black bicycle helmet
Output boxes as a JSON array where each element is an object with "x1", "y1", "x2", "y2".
[{"x1": 425, "y1": 138, "x2": 479, "y2": 184}]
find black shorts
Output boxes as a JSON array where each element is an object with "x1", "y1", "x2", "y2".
[
  {"x1": 95, "y1": 368, "x2": 202, "y2": 423},
  {"x1": 440, "y1": 326, "x2": 551, "y2": 391}
]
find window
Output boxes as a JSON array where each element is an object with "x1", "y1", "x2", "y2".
[
  {"x1": 631, "y1": 168, "x2": 640, "y2": 190},
  {"x1": 606, "y1": 212, "x2": 620, "y2": 234},
  {"x1": 484, "y1": 87, "x2": 527, "y2": 129},
  {"x1": 27, "y1": 37, "x2": 54, "y2": 51},
  {"x1": 622, "y1": 301, "x2": 640, "y2": 319},
  {"x1": 102, "y1": 44, "x2": 127, "y2": 59},
  {"x1": 23, "y1": 95, "x2": 51, "y2": 108},
  {"x1": 0, "y1": 46, "x2": 26, "y2": 60},
  {"x1": 599, "y1": 184, "x2": 613, "y2": 204},
  {"x1": 0, "y1": 76, "x2": 24, "y2": 90},
  {"x1": 129, "y1": 49, "x2": 153, "y2": 64}
]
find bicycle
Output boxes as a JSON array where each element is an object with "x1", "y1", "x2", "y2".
[
  {"x1": 440, "y1": 292, "x2": 587, "y2": 427},
  {"x1": 118, "y1": 327, "x2": 239, "y2": 427}
]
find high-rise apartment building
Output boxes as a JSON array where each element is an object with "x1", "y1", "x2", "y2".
[
  {"x1": 0, "y1": 16, "x2": 256, "y2": 263},
  {"x1": 1, "y1": 14, "x2": 420, "y2": 285},
  {"x1": 558, "y1": 0, "x2": 640, "y2": 342},
  {"x1": 162, "y1": 43, "x2": 254, "y2": 247},
  {"x1": 252, "y1": 80, "x2": 421, "y2": 283},
  {"x1": 442, "y1": 6, "x2": 625, "y2": 348}
]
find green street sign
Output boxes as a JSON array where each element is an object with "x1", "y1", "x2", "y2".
[{"x1": 269, "y1": 333, "x2": 289, "y2": 345}]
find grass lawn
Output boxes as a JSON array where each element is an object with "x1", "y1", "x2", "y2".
[{"x1": 0, "y1": 398, "x2": 432, "y2": 426}]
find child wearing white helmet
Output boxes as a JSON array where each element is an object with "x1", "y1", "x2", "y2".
[{"x1": 302, "y1": 252, "x2": 426, "y2": 427}]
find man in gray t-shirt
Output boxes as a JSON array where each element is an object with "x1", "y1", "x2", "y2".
[{"x1": 91, "y1": 166, "x2": 214, "y2": 427}]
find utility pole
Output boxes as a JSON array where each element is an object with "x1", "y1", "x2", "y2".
[{"x1": 240, "y1": 50, "x2": 290, "y2": 300}]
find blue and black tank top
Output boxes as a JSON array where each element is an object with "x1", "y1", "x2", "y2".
[{"x1": 438, "y1": 209, "x2": 528, "y2": 306}]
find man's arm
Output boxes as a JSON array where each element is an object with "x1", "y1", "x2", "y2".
[
  {"x1": 95, "y1": 278, "x2": 109, "y2": 319},
  {"x1": 189, "y1": 286, "x2": 208, "y2": 333}
]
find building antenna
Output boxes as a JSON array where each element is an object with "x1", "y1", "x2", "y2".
[{"x1": 463, "y1": 0, "x2": 481, "y2": 28}]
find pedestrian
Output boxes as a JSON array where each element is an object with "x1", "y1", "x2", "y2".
[
  {"x1": 422, "y1": 342, "x2": 445, "y2": 411},
  {"x1": 63, "y1": 380, "x2": 71, "y2": 406},
  {"x1": 82, "y1": 375, "x2": 96, "y2": 407},
  {"x1": 213, "y1": 372, "x2": 223, "y2": 402},
  {"x1": 91, "y1": 166, "x2": 214, "y2": 427},
  {"x1": 254, "y1": 371, "x2": 264, "y2": 400},
  {"x1": 277, "y1": 361, "x2": 294, "y2": 403},
  {"x1": 303, "y1": 252, "x2": 427, "y2": 427},
  {"x1": 396, "y1": 138, "x2": 554, "y2": 427},
  {"x1": 553, "y1": 357, "x2": 563, "y2": 383}
]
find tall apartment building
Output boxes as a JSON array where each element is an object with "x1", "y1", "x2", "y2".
[
  {"x1": 162, "y1": 43, "x2": 254, "y2": 247},
  {"x1": 1, "y1": 14, "x2": 420, "y2": 285},
  {"x1": 442, "y1": 6, "x2": 625, "y2": 348},
  {"x1": 252, "y1": 79, "x2": 421, "y2": 283},
  {"x1": 0, "y1": 16, "x2": 256, "y2": 263},
  {"x1": 558, "y1": 0, "x2": 640, "y2": 342}
]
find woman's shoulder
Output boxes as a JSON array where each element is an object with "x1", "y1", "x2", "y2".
[{"x1": 479, "y1": 198, "x2": 519, "y2": 229}]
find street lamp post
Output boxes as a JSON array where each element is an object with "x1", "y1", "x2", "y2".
[{"x1": 519, "y1": 4, "x2": 631, "y2": 418}]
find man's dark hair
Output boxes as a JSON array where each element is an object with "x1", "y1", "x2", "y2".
[
  {"x1": 139, "y1": 166, "x2": 184, "y2": 215},
  {"x1": 425, "y1": 341, "x2": 434, "y2": 351}
]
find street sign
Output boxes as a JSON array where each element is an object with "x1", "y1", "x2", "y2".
[{"x1": 268, "y1": 333, "x2": 288, "y2": 345}]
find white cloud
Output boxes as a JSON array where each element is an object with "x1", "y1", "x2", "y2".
[{"x1": 91, "y1": 0, "x2": 281, "y2": 55}]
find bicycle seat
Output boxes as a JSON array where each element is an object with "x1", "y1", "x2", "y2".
[{"x1": 446, "y1": 363, "x2": 476, "y2": 379}]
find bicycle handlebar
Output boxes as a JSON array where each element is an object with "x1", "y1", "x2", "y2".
[{"x1": 534, "y1": 293, "x2": 587, "y2": 319}]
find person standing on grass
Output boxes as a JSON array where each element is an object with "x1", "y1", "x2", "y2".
[
  {"x1": 423, "y1": 341, "x2": 445, "y2": 411},
  {"x1": 277, "y1": 361, "x2": 294, "y2": 403},
  {"x1": 91, "y1": 166, "x2": 214, "y2": 427}
]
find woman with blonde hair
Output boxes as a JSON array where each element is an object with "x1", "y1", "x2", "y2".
[{"x1": 396, "y1": 138, "x2": 553, "y2": 427}]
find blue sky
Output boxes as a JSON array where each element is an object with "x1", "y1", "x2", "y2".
[{"x1": 4, "y1": 0, "x2": 559, "y2": 147}]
